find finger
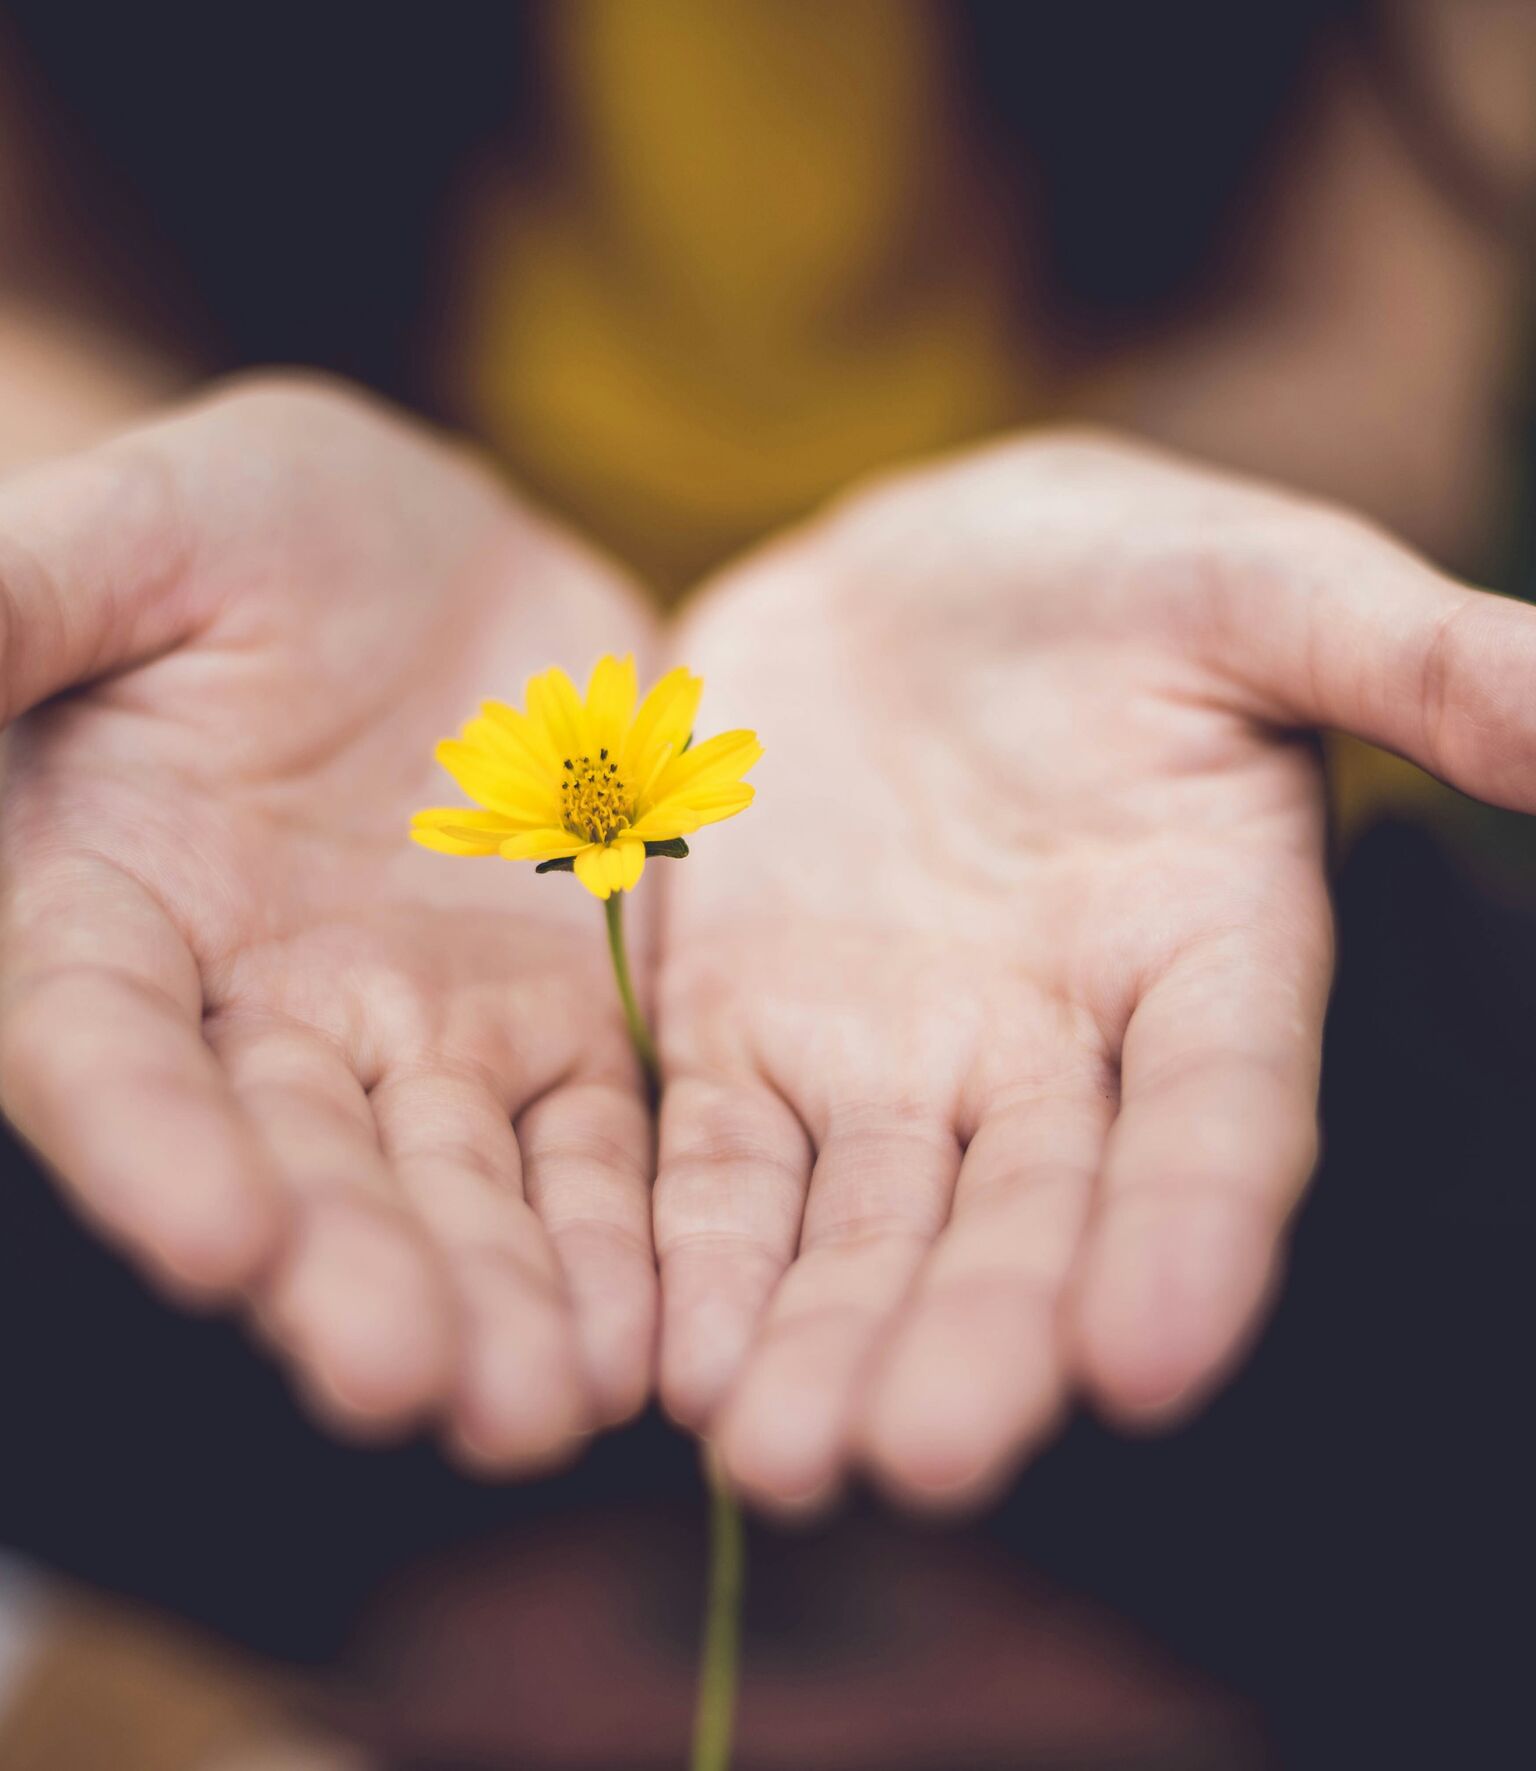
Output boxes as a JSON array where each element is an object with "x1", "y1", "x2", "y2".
[
  {"x1": 1214, "y1": 508, "x2": 1536, "y2": 809},
  {"x1": 518, "y1": 1075, "x2": 656, "y2": 1429},
  {"x1": 858, "y1": 1071, "x2": 1113, "y2": 1510},
  {"x1": 209, "y1": 1017, "x2": 457, "y2": 1434},
  {"x1": 0, "y1": 854, "x2": 286, "y2": 1298},
  {"x1": 714, "y1": 1109, "x2": 961, "y2": 1513},
  {"x1": 0, "y1": 442, "x2": 200, "y2": 723},
  {"x1": 1069, "y1": 898, "x2": 1332, "y2": 1425},
  {"x1": 368, "y1": 1062, "x2": 596, "y2": 1469},
  {"x1": 653, "y1": 1075, "x2": 813, "y2": 1431}
]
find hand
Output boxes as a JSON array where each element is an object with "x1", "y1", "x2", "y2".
[
  {"x1": 652, "y1": 432, "x2": 1536, "y2": 1511},
  {"x1": 0, "y1": 378, "x2": 659, "y2": 1468}
]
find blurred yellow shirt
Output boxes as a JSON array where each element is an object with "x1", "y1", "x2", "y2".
[{"x1": 444, "y1": 0, "x2": 1032, "y2": 601}]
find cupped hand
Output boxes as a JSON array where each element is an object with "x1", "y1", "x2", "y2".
[
  {"x1": 652, "y1": 432, "x2": 1536, "y2": 1511},
  {"x1": 0, "y1": 378, "x2": 660, "y2": 1468}
]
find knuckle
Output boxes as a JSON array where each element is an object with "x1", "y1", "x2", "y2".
[
  {"x1": 664, "y1": 1081, "x2": 806, "y2": 1175},
  {"x1": 523, "y1": 1093, "x2": 643, "y2": 1180},
  {"x1": 802, "y1": 1215, "x2": 934, "y2": 1256},
  {"x1": 1416, "y1": 596, "x2": 1486, "y2": 784}
]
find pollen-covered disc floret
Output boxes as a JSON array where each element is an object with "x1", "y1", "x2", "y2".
[
  {"x1": 411, "y1": 655, "x2": 761, "y2": 900},
  {"x1": 561, "y1": 749, "x2": 632, "y2": 844}
]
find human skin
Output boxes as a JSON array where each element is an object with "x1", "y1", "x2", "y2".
[
  {"x1": 652, "y1": 431, "x2": 1536, "y2": 1512},
  {"x1": 4, "y1": 386, "x2": 1536, "y2": 1508},
  {"x1": 0, "y1": 379, "x2": 662, "y2": 1469}
]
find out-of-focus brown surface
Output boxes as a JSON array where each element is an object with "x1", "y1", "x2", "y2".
[
  {"x1": 330, "y1": 1507, "x2": 1266, "y2": 1771},
  {"x1": 0, "y1": 1593, "x2": 323, "y2": 1771},
  {"x1": 0, "y1": 1523, "x2": 1266, "y2": 1771}
]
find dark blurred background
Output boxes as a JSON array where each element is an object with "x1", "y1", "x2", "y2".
[{"x1": 1, "y1": 3, "x2": 1534, "y2": 1767}]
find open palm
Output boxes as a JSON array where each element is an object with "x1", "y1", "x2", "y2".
[
  {"x1": 654, "y1": 434, "x2": 1536, "y2": 1510},
  {"x1": 0, "y1": 381, "x2": 659, "y2": 1466}
]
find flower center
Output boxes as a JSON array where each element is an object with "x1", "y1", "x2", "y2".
[{"x1": 560, "y1": 748, "x2": 633, "y2": 844}]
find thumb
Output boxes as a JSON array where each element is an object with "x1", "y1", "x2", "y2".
[
  {"x1": 0, "y1": 437, "x2": 200, "y2": 725},
  {"x1": 1213, "y1": 511, "x2": 1536, "y2": 812}
]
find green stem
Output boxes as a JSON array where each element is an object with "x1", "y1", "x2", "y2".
[
  {"x1": 692, "y1": 1454, "x2": 745, "y2": 1771},
  {"x1": 598, "y1": 892, "x2": 744, "y2": 1771},
  {"x1": 603, "y1": 892, "x2": 660, "y2": 1098}
]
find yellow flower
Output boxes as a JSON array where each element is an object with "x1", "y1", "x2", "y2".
[{"x1": 411, "y1": 656, "x2": 761, "y2": 899}]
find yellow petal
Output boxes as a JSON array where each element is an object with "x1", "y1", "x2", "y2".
[
  {"x1": 681, "y1": 783, "x2": 757, "y2": 825},
  {"x1": 499, "y1": 828, "x2": 592, "y2": 861},
  {"x1": 434, "y1": 740, "x2": 560, "y2": 824},
  {"x1": 630, "y1": 782, "x2": 755, "y2": 841},
  {"x1": 574, "y1": 843, "x2": 615, "y2": 899},
  {"x1": 627, "y1": 804, "x2": 703, "y2": 843},
  {"x1": 634, "y1": 735, "x2": 680, "y2": 810},
  {"x1": 411, "y1": 808, "x2": 523, "y2": 856},
  {"x1": 412, "y1": 807, "x2": 523, "y2": 832},
  {"x1": 584, "y1": 654, "x2": 638, "y2": 754},
  {"x1": 460, "y1": 711, "x2": 559, "y2": 785},
  {"x1": 479, "y1": 700, "x2": 562, "y2": 775},
  {"x1": 622, "y1": 667, "x2": 703, "y2": 783},
  {"x1": 412, "y1": 828, "x2": 498, "y2": 857},
  {"x1": 648, "y1": 729, "x2": 763, "y2": 805},
  {"x1": 613, "y1": 835, "x2": 646, "y2": 891},
  {"x1": 526, "y1": 666, "x2": 591, "y2": 765},
  {"x1": 571, "y1": 835, "x2": 646, "y2": 898}
]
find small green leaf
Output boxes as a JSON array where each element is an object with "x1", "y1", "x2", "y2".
[
  {"x1": 535, "y1": 856, "x2": 576, "y2": 874},
  {"x1": 680, "y1": 731, "x2": 694, "y2": 753}
]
